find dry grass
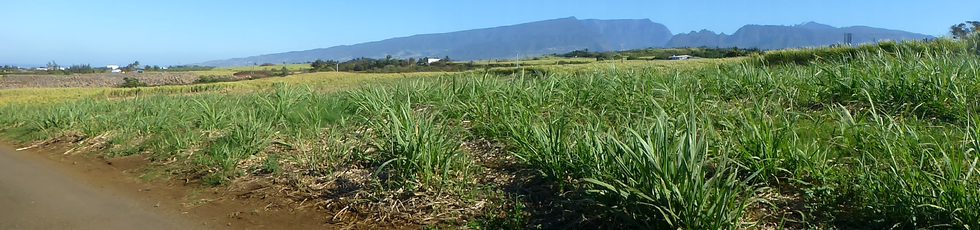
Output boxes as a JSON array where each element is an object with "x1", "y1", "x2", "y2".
[{"x1": 0, "y1": 71, "x2": 451, "y2": 106}]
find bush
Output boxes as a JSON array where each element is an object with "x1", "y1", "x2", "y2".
[
  {"x1": 233, "y1": 70, "x2": 273, "y2": 79},
  {"x1": 194, "y1": 75, "x2": 233, "y2": 84},
  {"x1": 120, "y1": 77, "x2": 147, "y2": 88}
]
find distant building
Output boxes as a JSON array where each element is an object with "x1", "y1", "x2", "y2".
[
  {"x1": 425, "y1": 58, "x2": 442, "y2": 65},
  {"x1": 34, "y1": 67, "x2": 66, "y2": 71},
  {"x1": 669, "y1": 55, "x2": 694, "y2": 60},
  {"x1": 107, "y1": 65, "x2": 122, "y2": 73}
]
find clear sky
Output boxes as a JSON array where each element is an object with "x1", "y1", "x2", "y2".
[{"x1": 1, "y1": 0, "x2": 977, "y2": 67}]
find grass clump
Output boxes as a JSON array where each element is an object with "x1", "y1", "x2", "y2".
[
  {"x1": 351, "y1": 87, "x2": 472, "y2": 189},
  {"x1": 582, "y1": 116, "x2": 756, "y2": 229},
  {"x1": 196, "y1": 115, "x2": 274, "y2": 184},
  {"x1": 372, "y1": 106, "x2": 469, "y2": 189}
]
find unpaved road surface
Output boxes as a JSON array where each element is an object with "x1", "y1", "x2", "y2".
[{"x1": 0, "y1": 144, "x2": 200, "y2": 230}]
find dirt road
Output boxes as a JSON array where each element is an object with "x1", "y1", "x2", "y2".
[{"x1": 0, "y1": 144, "x2": 200, "y2": 230}]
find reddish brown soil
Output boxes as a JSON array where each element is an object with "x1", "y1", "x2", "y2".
[{"x1": 0, "y1": 143, "x2": 335, "y2": 229}]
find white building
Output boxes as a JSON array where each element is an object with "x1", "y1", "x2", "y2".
[
  {"x1": 425, "y1": 58, "x2": 442, "y2": 65},
  {"x1": 107, "y1": 65, "x2": 122, "y2": 73},
  {"x1": 669, "y1": 55, "x2": 694, "y2": 60}
]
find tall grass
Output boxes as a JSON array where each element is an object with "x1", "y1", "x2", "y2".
[
  {"x1": 582, "y1": 114, "x2": 755, "y2": 229},
  {"x1": 337, "y1": 39, "x2": 978, "y2": 227},
  {"x1": 0, "y1": 86, "x2": 352, "y2": 184},
  {"x1": 0, "y1": 38, "x2": 977, "y2": 227},
  {"x1": 756, "y1": 38, "x2": 970, "y2": 66}
]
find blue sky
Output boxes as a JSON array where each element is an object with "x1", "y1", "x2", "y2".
[{"x1": 1, "y1": 0, "x2": 977, "y2": 66}]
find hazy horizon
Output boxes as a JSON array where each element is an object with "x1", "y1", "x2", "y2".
[{"x1": 2, "y1": 0, "x2": 977, "y2": 67}]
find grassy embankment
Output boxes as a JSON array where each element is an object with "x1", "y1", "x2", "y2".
[{"x1": 0, "y1": 37, "x2": 978, "y2": 228}]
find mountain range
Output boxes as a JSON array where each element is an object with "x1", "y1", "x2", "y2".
[
  {"x1": 198, "y1": 17, "x2": 932, "y2": 67},
  {"x1": 666, "y1": 22, "x2": 931, "y2": 49}
]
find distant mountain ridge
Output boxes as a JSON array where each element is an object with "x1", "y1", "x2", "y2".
[
  {"x1": 198, "y1": 19, "x2": 932, "y2": 67},
  {"x1": 198, "y1": 17, "x2": 672, "y2": 67},
  {"x1": 666, "y1": 22, "x2": 932, "y2": 49}
]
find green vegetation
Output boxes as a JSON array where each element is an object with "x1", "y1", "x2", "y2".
[
  {"x1": 119, "y1": 77, "x2": 148, "y2": 88},
  {"x1": 309, "y1": 56, "x2": 475, "y2": 73},
  {"x1": 165, "y1": 65, "x2": 216, "y2": 72},
  {"x1": 949, "y1": 21, "x2": 980, "y2": 39},
  {"x1": 1, "y1": 38, "x2": 978, "y2": 228},
  {"x1": 559, "y1": 47, "x2": 761, "y2": 60},
  {"x1": 193, "y1": 75, "x2": 234, "y2": 84},
  {"x1": 0, "y1": 65, "x2": 18, "y2": 73},
  {"x1": 754, "y1": 39, "x2": 970, "y2": 66}
]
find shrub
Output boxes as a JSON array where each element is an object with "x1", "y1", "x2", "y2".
[
  {"x1": 194, "y1": 75, "x2": 234, "y2": 84},
  {"x1": 120, "y1": 77, "x2": 147, "y2": 88},
  {"x1": 233, "y1": 70, "x2": 273, "y2": 79}
]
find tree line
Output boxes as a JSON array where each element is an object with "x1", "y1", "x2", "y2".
[
  {"x1": 559, "y1": 47, "x2": 762, "y2": 60},
  {"x1": 2, "y1": 60, "x2": 216, "y2": 75},
  {"x1": 1, "y1": 65, "x2": 19, "y2": 72},
  {"x1": 310, "y1": 55, "x2": 472, "y2": 73}
]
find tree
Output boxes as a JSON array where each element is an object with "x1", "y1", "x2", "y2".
[
  {"x1": 1, "y1": 65, "x2": 18, "y2": 72},
  {"x1": 125, "y1": 61, "x2": 141, "y2": 71},
  {"x1": 47, "y1": 61, "x2": 59, "y2": 70},
  {"x1": 277, "y1": 66, "x2": 290, "y2": 76},
  {"x1": 310, "y1": 59, "x2": 339, "y2": 71},
  {"x1": 950, "y1": 21, "x2": 980, "y2": 38},
  {"x1": 311, "y1": 59, "x2": 324, "y2": 69},
  {"x1": 67, "y1": 64, "x2": 95, "y2": 74}
]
